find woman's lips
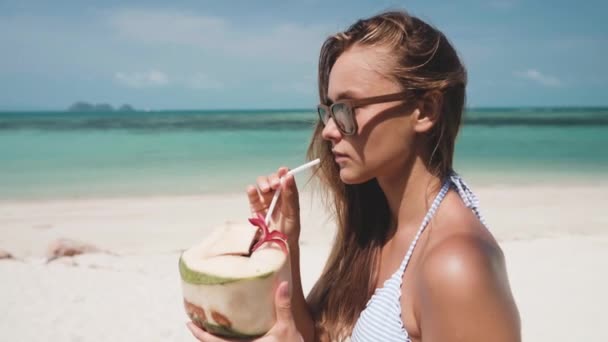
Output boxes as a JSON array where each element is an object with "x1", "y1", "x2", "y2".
[{"x1": 332, "y1": 151, "x2": 349, "y2": 162}]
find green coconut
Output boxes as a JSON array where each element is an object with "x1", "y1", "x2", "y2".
[{"x1": 179, "y1": 221, "x2": 290, "y2": 338}]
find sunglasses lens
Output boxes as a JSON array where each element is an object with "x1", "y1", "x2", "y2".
[
  {"x1": 332, "y1": 103, "x2": 355, "y2": 135},
  {"x1": 317, "y1": 106, "x2": 329, "y2": 125}
]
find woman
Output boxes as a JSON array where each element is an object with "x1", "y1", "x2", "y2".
[{"x1": 188, "y1": 10, "x2": 521, "y2": 342}]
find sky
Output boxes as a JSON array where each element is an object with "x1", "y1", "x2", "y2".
[{"x1": 0, "y1": 0, "x2": 607, "y2": 110}]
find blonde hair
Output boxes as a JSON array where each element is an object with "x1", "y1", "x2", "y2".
[{"x1": 306, "y1": 10, "x2": 467, "y2": 341}]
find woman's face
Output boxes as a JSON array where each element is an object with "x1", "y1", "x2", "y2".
[{"x1": 322, "y1": 45, "x2": 418, "y2": 184}]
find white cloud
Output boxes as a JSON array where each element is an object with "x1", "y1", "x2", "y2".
[
  {"x1": 107, "y1": 8, "x2": 328, "y2": 62},
  {"x1": 271, "y1": 75, "x2": 316, "y2": 95},
  {"x1": 271, "y1": 81, "x2": 314, "y2": 95},
  {"x1": 109, "y1": 9, "x2": 227, "y2": 47},
  {"x1": 114, "y1": 70, "x2": 170, "y2": 88},
  {"x1": 114, "y1": 70, "x2": 225, "y2": 90},
  {"x1": 514, "y1": 69, "x2": 563, "y2": 87},
  {"x1": 185, "y1": 73, "x2": 224, "y2": 90}
]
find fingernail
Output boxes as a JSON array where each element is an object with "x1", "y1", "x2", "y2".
[
  {"x1": 283, "y1": 176, "x2": 291, "y2": 186},
  {"x1": 280, "y1": 282, "x2": 290, "y2": 297}
]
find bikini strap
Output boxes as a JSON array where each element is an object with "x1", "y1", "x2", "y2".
[
  {"x1": 397, "y1": 179, "x2": 451, "y2": 276},
  {"x1": 449, "y1": 172, "x2": 488, "y2": 228},
  {"x1": 397, "y1": 173, "x2": 488, "y2": 280}
]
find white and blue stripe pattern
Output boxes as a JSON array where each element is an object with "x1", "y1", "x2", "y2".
[{"x1": 350, "y1": 173, "x2": 485, "y2": 341}]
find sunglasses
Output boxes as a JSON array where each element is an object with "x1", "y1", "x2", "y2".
[{"x1": 317, "y1": 91, "x2": 411, "y2": 136}]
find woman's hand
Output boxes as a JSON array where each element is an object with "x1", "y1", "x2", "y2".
[
  {"x1": 246, "y1": 167, "x2": 301, "y2": 246},
  {"x1": 186, "y1": 282, "x2": 304, "y2": 342}
]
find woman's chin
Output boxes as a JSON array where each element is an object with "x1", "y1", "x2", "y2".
[{"x1": 339, "y1": 168, "x2": 367, "y2": 185}]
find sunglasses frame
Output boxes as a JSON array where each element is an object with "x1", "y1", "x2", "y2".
[{"x1": 317, "y1": 91, "x2": 411, "y2": 135}]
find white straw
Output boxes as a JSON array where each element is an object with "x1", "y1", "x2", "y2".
[{"x1": 264, "y1": 158, "x2": 320, "y2": 226}]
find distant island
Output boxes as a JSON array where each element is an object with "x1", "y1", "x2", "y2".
[{"x1": 67, "y1": 102, "x2": 136, "y2": 112}]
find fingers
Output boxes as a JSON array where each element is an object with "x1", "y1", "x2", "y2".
[
  {"x1": 277, "y1": 167, "x2": 289, "y2": 178},
  {"x1": 247, "y1": 169, "x2": 290, "y2": 216},
  {"x1": 186, "y1": 322, "x2": 249, "y2": 342},
  {"x1": 247, "y1": 185, "x2": 265, "y2": 216},
  {"x1": 246, "y1": 176, "x2": 273, "y2": 216},
  {"x1": 256, "y1": 176, "x2": 271, "y2": 193},
  {"x1": 280, "y1": 174, "x2": 299, "y2": 215},
  {"x1": 186, "y1": 322, "x2": 216, "y2": 341},
  {"x1": 268, "y1": 172, "x2": 281, "y2": 190},
  {"x1": 263, "y1": 169, "x2": 289, "y2": 192},
  {"x1": 258, "y1": 176, "x2": 277, "y2": 206}
]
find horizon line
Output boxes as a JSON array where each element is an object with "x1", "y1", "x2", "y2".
[{"x1": 2, "y1": 105, "x2": 608, "y2": 113}]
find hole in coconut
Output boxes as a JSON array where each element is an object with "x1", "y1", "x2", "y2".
[
  {"x1": 248, "y1": 213, "x2": 288, "y2": 254},
  {"x1": 211, "y1": 213, "x2": 288, "y2": 258}
]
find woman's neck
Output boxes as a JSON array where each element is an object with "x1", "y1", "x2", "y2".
[{"x1": 376, "y1": 155, "x2": 441, "y2": 235}]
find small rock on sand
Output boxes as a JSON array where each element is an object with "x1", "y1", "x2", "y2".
[
  {"x1": 46, "y1": 238, "x2": 106, "y2": 263},
  {"x1": 0, "y1": 249, "x2": 13, "y2": 260}
]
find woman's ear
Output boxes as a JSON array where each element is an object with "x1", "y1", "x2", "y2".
[{"x1": 413, "y1": 90, "x2": 442, "y2": 133}]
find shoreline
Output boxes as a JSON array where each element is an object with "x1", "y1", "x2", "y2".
[
  {"x1": 1, "y1": 183, "x2": 607, "y2": 258},
  {"x1": 1, "y1": 174, "x2": 608, "y2": 203}
]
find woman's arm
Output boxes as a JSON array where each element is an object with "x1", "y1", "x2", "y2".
[{"x1": 418, "y1": 235, "x2": 521, "y2": 342}]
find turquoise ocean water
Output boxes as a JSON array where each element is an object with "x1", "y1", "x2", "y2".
[{"x1": 1, "y1": 108, "x2": 607, "y2": 200}]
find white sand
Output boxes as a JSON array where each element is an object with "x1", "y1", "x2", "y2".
[{"x1": 0, "y1": 185, "x2": 607, "y2": 341}]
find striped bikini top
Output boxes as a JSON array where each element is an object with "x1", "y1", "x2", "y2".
[{"x1": 350, "y1": 173, "x2": 487, "y2": 342}]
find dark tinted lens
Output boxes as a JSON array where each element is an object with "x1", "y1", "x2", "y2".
[
  {"x1": 317, "y1": 106, "x2": 329, "y2": 125},
  {"x1": 332, "y1": 103, "x2": 355, "y2": 135}
]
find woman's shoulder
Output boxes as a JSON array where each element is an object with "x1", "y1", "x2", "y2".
[
  {"x1": 419, "y1": 189, "x2": 506, "y2": 296},
  {"x1": 410, "y1": 190, "x2": 521, "y2": 340},
  {"x1": 421, "y1": 232, "x2": 505, "y2": 291}
]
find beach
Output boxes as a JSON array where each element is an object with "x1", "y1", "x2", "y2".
[
  {"x1": 1, "y1": 183, "x2": 607, "y2": 341},
  {"x1": 1, "y1": 108, "x2": 607, "y2": 341}
]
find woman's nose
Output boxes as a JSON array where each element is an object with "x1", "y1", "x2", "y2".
[{"x1": 321, "y1": 117, "x2": 343, "y2": 142}]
